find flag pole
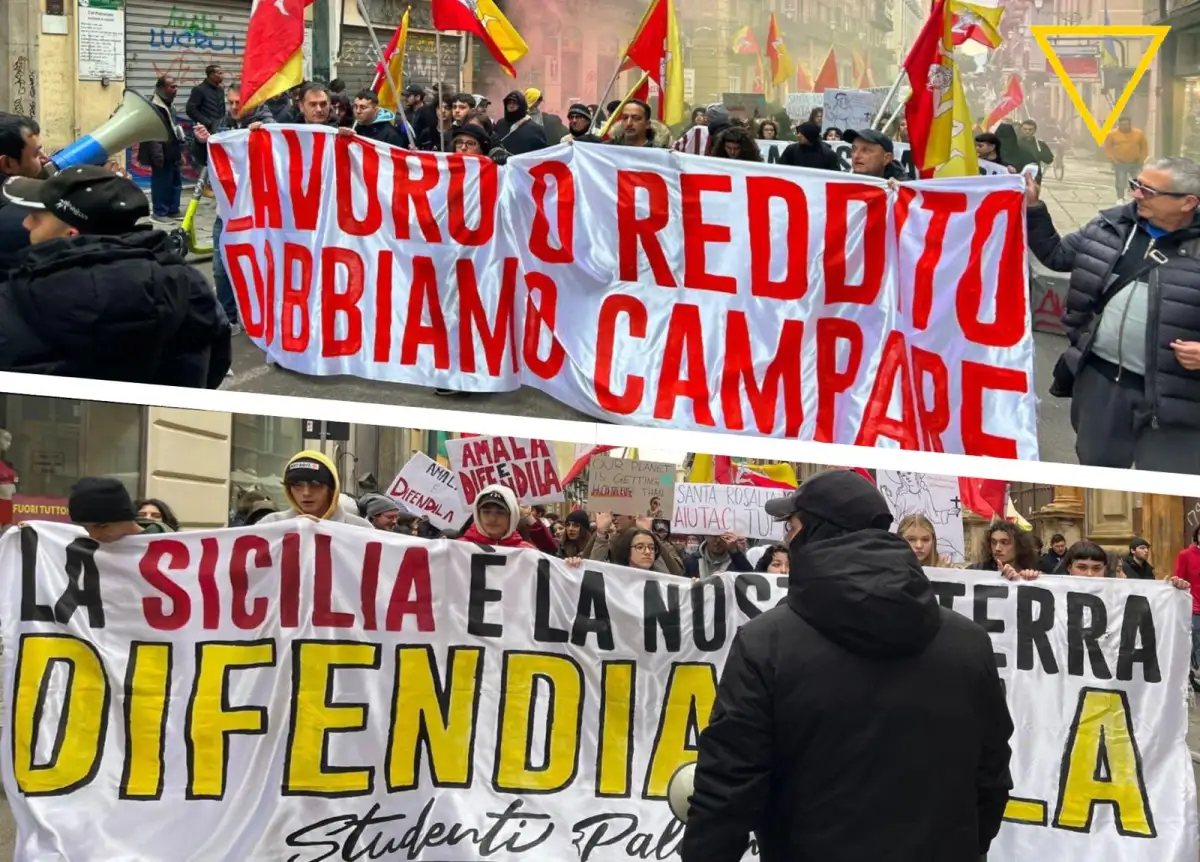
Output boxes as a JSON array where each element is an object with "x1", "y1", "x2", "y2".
[
  {"x1": 435, "y1": 32, "x2": 445, "y2": 151},
  {"x1": 354, "y1": 0, "x2": 416, "y2": 147},
  {"x1": 871, "y1": 70, "x2": 907, "y2": 129},
  {"x1": 599, "y1": 71, "x2": 651, "y2": 138}
]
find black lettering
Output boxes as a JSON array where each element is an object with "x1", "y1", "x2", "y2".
[
  {"x1": 691, "y1": 579, "x2": 727, "y2": 652},
  {"x1": 570, "y1": 570, "x2": 614, "y2": 650},
  {"x1": 1067, "y1": 592, "x2": 1112, "y2": 679},
  {"x1": 973, "y1": 584, "x2": 1008, "y2": 669},
  {"x1": 55, "y1": 538, "x2": 105, "y2": 627},
  {"x1": 1016, "y1": 586, "x2": 1058, "y2": 674},
  {"x1": 643, "y1": 581, "x2": 681, "y2": 653},
  {"x1": 19, "y1": 527, "x2": 54, "y2": 622},
  {"x1": 1116, "y1": 594, "x2": 1161, "y2": 684},
  {"x1": 467, "y1": 554, "x2": 504, "y2": 638},
  {"x1": 533, "y1": 559, "x2": 569, "y2": 644},
  {"x1": 931, "y1": 580, "x2": 966, "y2": 611},
  {"x1": 734, "y1": 574, "x2": 770, "y2": 620}
]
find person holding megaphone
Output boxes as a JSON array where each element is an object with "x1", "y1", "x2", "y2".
[{"x1": 677, "y1": 469, "x2": 1013, "y2": 862}]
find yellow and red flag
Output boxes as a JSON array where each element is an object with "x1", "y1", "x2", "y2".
[
  {"x1": 374, "y1": 7, "x2": 411, "y2": 112},
  {"x1": 812, "y1": 48, "x2": 839, "y2": 93},
  {"x1": 621, "y1": 0, "x2": 686, "y2": 124},
  {"x1": 239, "y1": 0, "x2": 315, "y2": 116},
  {"x1": 431, "y1": 0, "x2": 526, "y2": 76},
  {"x1": 753, "y1": 54, "x2": 765, "y2": 93},
  {"x1": 950, "y1": 2, "x2": 1004, "y2": 48},
  {"x1": 766, "y1": 14, "x2": 795, "y2": 86},
  {"x1": 731, "y1": 25, "x2": 760, "y2": 55},
  {"x1": 983, "y1": 74, "x2": 1024, "y2": 129}
]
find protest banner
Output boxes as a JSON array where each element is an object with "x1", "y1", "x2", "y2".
[
  {"x1": 822, "y1": 89, "x2": 875, "y2": 131},
  {"x1": 386, "y1": 451, "x2": 463, "y2": 530},
  {"x1": 210, "y1": 128, "x2": 1038, "y2": 459},
  {"x1": 0, "y1": 523, "x2": 1193, "y2": 861},
  {"x1": 586, "y1": 456, "x2": 675, "y2": 518},
  {"x1": 877, "y1": 470, "x2": 967, "y2": 562},
  {"x1": 756, "y1": 137, "x2": 1011, "y2": 177},
  {"x1": 445, "y1": 435, "x2": 564, "y2": 506},
  {"x1": 671, "y1": 482, "x2": 789, "y2": 541}
]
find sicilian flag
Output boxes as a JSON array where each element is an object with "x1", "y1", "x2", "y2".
[
  {"x1": 373, "y1": 8, "x2": 410, "y2": 111},
  {"x1": 950, "y1": 0, "x2": 1004, "y2": 49},
  {"x1": 688, "y1": 455, "x2": 797, "y2": 489},
  {"x1": 958, "y1": 477, "x2": 1008, "y2": 521},
  {"x1": 983, "y1": 74, "x2": 1024, "y2": 129},
  {"x1": 431, "y1": 0, "x2": 527, "y2": 76},
  {"x1": 239, "y1": 0, "x2": 315, "y2": 116}
]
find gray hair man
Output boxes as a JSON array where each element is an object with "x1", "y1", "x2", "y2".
[{"x1": 1026, "y1": 156, "x2": 1200, "y2": 472}]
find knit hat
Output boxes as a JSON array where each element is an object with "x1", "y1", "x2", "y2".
[
  {"x1": 361, "y1": 493, "x2": 400, "y2": 520},
  {"x1": 797, "y1": 122, "x2": 823, "y2": 145},
  {"x1": 1130, "y1": 537, "x2": 1150, "y2": 551},
  {"x1": 567, "y1": 103, "x2": 592, "y2": 122},
  {"x1": 566, "y1": 510, "x2": 591, "y2": 528},
  {"x1": 68, "y1": 477, "x2": 137, "y2": 524},
  {"x1": 284, "y1": 455, "x2": 336, "y2": 490},
  {"x1": 524, "y1": 88, "x2": 542, "y2": 109}
]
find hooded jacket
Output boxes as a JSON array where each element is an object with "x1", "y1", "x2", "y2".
[
  {"x1": 355, "y1": 108, "x2": 410, "y2": 148},
  {"x1": 458, "y1": 484, "x2": 536, "y2": 548},
  {"x1": 777, "y1": 122, "x2": 842, "y2": 172},
  {"x1": 682, "y1": 476, "x2": 1013, "y2": 862},
  {"x1": 257, "y1": 451, "x2": 374, "y2": 527},
  {"x1": 0, "y1": 229, "x2": 231, "y2": 387},
  {"x1": 491, "y1": 90, "x2": 549, "y2": 156}
]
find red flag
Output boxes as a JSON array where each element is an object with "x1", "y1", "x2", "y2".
[
  {"x1": 849, "y1": 467, "x2": 876, "y2": 485},
  {"x1": 984, "y1": 75, "x2": 1024, "y2": 129},
  {"x1": 958, "y1": 477, "x2": 1008, "y2": 520},
  {"x1": 561, "y1": 445, "x2": 616, "y2": 485},
  {"x1": 812, "y1": 49, "x2": 839, "y2": 93},
  {"x1": 753, "y1": 55, "x2": 765, "y2": 93},
  {"x1": 796, "y1": 64, "x2": 814, "y2": 91},
  {"x1": 950, "y1": 8, "x2": 1003, "y2": 48},
  {"x1": 624, "y1": 0, "x2": 667, "y2": 83},
  {"x1": 901, "y1": 0, "x2": 950, "y2": 178},
  {"x1": 239, "y1": 0, "x2": 314, "y2": 115},
  {"x1": 431, "y1": 0, "x2": 517, "y2": 75}
]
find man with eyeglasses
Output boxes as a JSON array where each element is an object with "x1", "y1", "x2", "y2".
[{"x1": 1025, "y1": 157, "x2": 1200, "y2": 473}]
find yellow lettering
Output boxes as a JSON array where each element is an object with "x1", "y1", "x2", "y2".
[
  {"x1": 387, "y1": 645, "x2": 482, "y2": 790},
  {"x1": 1003, "y1": 797, "x2": 1048, "y2": 825},
  {"x1": 644, "y1": 663, "x2": 716, "y2": 798},
  {"x1": 1053, "y1": 687, "x2": 1155, "y2": 837},
  {"x1": 13, "y1": 634, "x2": 108, "y2": 795},
  {"x1": 284, "y1": 640, "x2": 380, "y2": 796},
  {"x1": 186, "y1": 640, "x2": 276, "y2": 799},
  {"x1": 493, "y1": 652, "x2": 582, "y2": 793},
  {"x1": 597, "y1": 660, "x2": 635, "y2": 797},
  {"x1": 120, "y1": 642, "x2": 173, "y2": 799}
]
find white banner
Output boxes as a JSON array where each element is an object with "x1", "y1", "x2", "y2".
[
  {"x1": 210, "y1": 128, "x2": 1037, "y2": 458},
  {"x1": 445, "y1": 435, "x2": 565, "y2": 506},
  {"x1": 671, "y1": 482, "x2": 789, "y2": 541},
  {"x1": 757, "y1": 137, "x2": 1012, "y2": 177},
  {"x1": 386, "y1": 451, "x2": 463, "y2": 530},
  {"x1": 0, "y1": 523, "x2": 1194, "y2": 861}
]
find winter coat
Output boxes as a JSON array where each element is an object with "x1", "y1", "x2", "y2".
[
  {"x1": 492, "y1": 90, "x2": 549, "y2": 155},
  {"x1": 257, "y1": 450, "x2": 374, "y2": 527},
  {"x1": 1027, "y1": 202, "x2": 1200, "y2": 429},
  {"x1": 777, "y1": 140, "x2": 841, "y2": 172},
  {"x1": 683, "y1": 546, "x2": 753, "y2": 578},
  {"x1": 531, "y1": 109, "x2": 568, "y2": 144},
  {"x1": 1039, "y1": 550, "x2": 1064, "y2": 574},
  {"x1": 455, "y1": 484, "x2": 537, "y2": 548},
  {"x1": 681, "y1": 528, "x2": 1013, "y2": 862},
  {"x1": 185, "y1": 80, "x2": 225, "y2": 134},
  {"x1": 586, "y1": 529, "x2": 674, "y2": 575},
  {"x1": 355, "y1": 109, "x2": 409, "y2": 148},
  {"x1": 1174, "y1": 544, "x2": 1200, "y2": 615},
  {"x1": 1120, "y1": 554, "x2": 1155, "y2": 580},
  {"x1": 0, "y1": 173, "x2": 29, "y2": 263},
  {"x1": 139, "y1": 95, "x2": 183, "y2": 168},
  {"x1": 0, "y1": 229, "x2": 231, "y2": 387}
]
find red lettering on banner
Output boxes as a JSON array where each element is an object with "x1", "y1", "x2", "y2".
[
  {"x1": 386, "y1": 547, "x2": 435, "y2": 631},
  {"x1": 909, "y1": 190, "x2": 967, "y2": 331},
  {"x1": 529, "y1": 161, "x2": 576, "y2": 264},
  {"x1": 321, "y1": 247, "x2": 365, "y2": 357},
  {"x1": 198, "y1": 538, "x2": 220, "y2": 629},
  {"x1": 391, "y1": 150, "x2": 441, "y2": 242},
  {"x1": 225, "y1": 244, "x2": 267, "y2": 340},
  {"x1": 334, "y1": 135, "x2": 382, "y2": 236},
  {"x1": 139, "y1": 540, "x2": 191, "y2": 630},
  {"x1": 459, "y1": 257, "x2": 516, "y2": 375},
  {"x1": 456, "y1": 437, "x2": 561, "y2": 503},
  {"x1": 654, "y1": 303, "x2": 716, "y2": 426},
  {"x1": 824, "y1": 183, "x2": 887, "y2": 306},
  {"x1": 595, "y1": 294, "x2": 647, "y2": 414},
  {"x1": 522, "y1": 271, "x2": 566, "y2": 380},
  {"x1": 958, "y1": 191, "x2": 1027, "y2": 348},
  {"x1": 911, "y1": 346, "x2": 950, "y2": 453},
  {"x1": 681, "y1": 173, "x2": 736, "y2": 295},
  {"x1": 281, "y1": 531, "x2": 301, "y2": 628},
  {"x1": 361, "y1": 541, "x2": 381, "y2": 631},
  {"x1": 447, "y1": 156, "x2": 497, "y2": 245},
  {"x1": 229, "y1": 534, "x2": 270, "y2": 630},
  {"x1": 856, "y1": 330, "x2": 919, "y2": 450},
  {"x1": 206, "y1": 143, "x2": 252, "y2": 232},
  {"x1": 313, "y1": 533, "x2": 355, "y2": 627},
  {"x1": 961, "y1": 361, "x2": 1027, "y2": 458},
  {"x1": 401, "y1": 257, "x2": 451, "y2": 369},
  {"x1": 282, "y1": 129, "x2": 326, "y2": 231},
  {"x1": 374, "y1": 250, "x2": 394, "y2": 362},
  {"x1": 814, "y1": 317, "x2": 865, "y2": 442},
  {"x1": 248, "y1": 130, "x2": 283, "y2": 229},
  {"x1": 282, "y1": 242, "x2": 313, "y2": 353},
  {"x1": 616, "y1": 171, "x2": 675, "y2": 286},
  {"x1": 722, "y1": 312, "x2": 804, "y2": 436},
  {"x1": 747, "y1": 176, "x2": 808, "y2": 301}
]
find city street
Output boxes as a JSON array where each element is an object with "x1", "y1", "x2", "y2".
[{"x1": 180, "y1": 150, "x2": 1119, "y2": 466}]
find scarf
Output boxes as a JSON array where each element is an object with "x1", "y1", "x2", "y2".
[{"x1": 462, "y1": 522, "x2": 530, "y2": 549}]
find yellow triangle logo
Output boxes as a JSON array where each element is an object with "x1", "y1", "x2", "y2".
[{"x1": 1030, "y1": 25, "x2": 1170, "y2": 146}]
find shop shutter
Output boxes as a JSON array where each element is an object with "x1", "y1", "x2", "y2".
[
  {"x1": 337, "y1": 25, "x2": 462, "y2": 98},
  {"x1": 124, "y1": 0, "x2": 251, "y2": 100}
]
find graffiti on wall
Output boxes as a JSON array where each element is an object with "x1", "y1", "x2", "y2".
[
  {"x1": 11, "y1": 56, "x2": 37, "y2": 119},
  {"x1": 147, "y1": 5, "x2": 242, "y2": 88}
]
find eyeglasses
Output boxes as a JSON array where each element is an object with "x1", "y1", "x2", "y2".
[
  {"x1": 630, "y1": 543, "x2": 656, "y2": 553},
  {"x1": 1128, "y1": 178, "x2": 1191, "y2": 199}
]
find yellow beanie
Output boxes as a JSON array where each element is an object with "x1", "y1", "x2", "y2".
[{"x1": 524, "y1": 88, "x2": 541, "y2": 109}]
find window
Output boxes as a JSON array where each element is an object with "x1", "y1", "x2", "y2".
[{"x1": 229, "y1": 414, "x2": 303, "y2": 521}]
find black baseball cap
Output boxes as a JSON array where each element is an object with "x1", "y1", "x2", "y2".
[
  {"x1": 402, "y1": 84, "x2": 425, "y2": 97},
  {"x1": 452, "y1": 125, "x2": 490, "y2": 149},
  {"x1": 842, "y1": 128, "x2": 895, "y2": 154},
  {"x1": 764, "y1": 470, "x2": 892, "y2": 532},
  {"x1": 1, "y1": 165, "x2": 148, "y2": 232}
]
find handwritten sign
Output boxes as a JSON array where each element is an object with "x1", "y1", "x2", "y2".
[
  {"x1": 671, "y1": 482, "x2": 789, "y2": 541},
  {"x1": 587, "y1": 457, "x2": 675, "y2": 518},
  {"x1": 386, "y1": 452, "x2": 463, "y2": 531},
  {"x1": 445, "y1": 435, "x2": 565, "y2": 506}
]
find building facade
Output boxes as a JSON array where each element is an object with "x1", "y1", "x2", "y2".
[{"x1": 1148, "y1": 0, "x2": 1200, "y2": 158}]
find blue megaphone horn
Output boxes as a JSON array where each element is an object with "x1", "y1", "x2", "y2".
[{"x1": 45, "y1": 89, "x2": 174, "y2": 175}]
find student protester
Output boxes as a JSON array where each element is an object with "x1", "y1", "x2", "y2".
[
  {"x1": 777, "y1": 121, "x2": 841, "y2": 171},
  {"x1": 136, "y1": 498, "x2": 181, "y2": 532},
  {"x1": 752, "y1": 543, "x2": 789, "y2": 574},
  {"x1": 587, "y1": 512, "x2": 685, "y2": 575},
  {"x1": 574, "y1": 526, "x2": 674, "y2": 574},
  {"x1": 1040, "y1": 533, "x2": 1067, "y2": 573},
  {"x1": 358, "y1": 493, "x2": 404, "y2": 531},
  {"x1": 897, "y1": 513, "x2": 952, "y2": 567},
  {"x1": 346, "y1": 90, "x2": 408, "y2": 147},
  {"x1": 969, "y1": 521, "x2": 1041, "y2": 580},
  {"x1": 559, "y1": 510, "x2": 592, "y2": 558},
  {"x1": 1121, "y1": 537, "x2": 1156, "y2": 579},
  {"x1": 256, "y1": 450, "x2": 373, "y2": 527},
  {"x1": 684, "y1": 532, "x2": 753, "y2": 579},
  {"x1": 458, "y1": 485, "x2": 538, "y2": 548},
  {"x1": 709, "y1": 126, "x2": 762, "y2": 161},
  {"x1": 68, "y1": 477, "x2": 176, "y2": 542}
]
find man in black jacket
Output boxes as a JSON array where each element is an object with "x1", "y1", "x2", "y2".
[
  {"x1": 777, "y1": 121, "x2": 840, "y2": 172},
  {"x1": 563, "y1": 104, "x2": 601, "y2": 144},
  {"x1": 1121, "y1": 537, "x2": 1156, "y2": 579},
  {"x1": 0, "y1": 114, "x2": 44, "y2": 262},
  {"x1": 682, "y1": 469, "x2": 1013, "y2": 862},
  {"x1": 140, "y1": 75, "x2": 185, "y2": 220},
  {"x1": 0, "y1": 165, "x2": 231, "y2": 387},
  {"x1": 347, "y1": 90, "x2": 408, "y2": 148},
  {"x1": 491, "y1": 90, "x2": 548, "y2": 156},
  {"x1": 185, "y1": 64, "x2": 226, "y2": 164},
  {"x1": 1026, "y1": 157, "x2": 1200, "y2": 472}
]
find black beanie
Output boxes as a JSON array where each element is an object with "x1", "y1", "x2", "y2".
[
  {"x1": 284, "y1": 455, "x2": 336, "y2": 489},
  {"x1": 69, "y1": 477, "x2": 138, "y2": 524},
  {"x1": 566, "y1": 510, "x2": 590, "y2": 528},
  {"x1": 797, "y1": 122, "x2": 823, "y2": 145}
]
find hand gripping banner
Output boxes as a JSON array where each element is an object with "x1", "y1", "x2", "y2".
[
  {"x1": 208, "y1": 129, "x2": 1039, "y2": 459},
  {"x1": 1, "y1": 522, "x2": 1194, "y2": 860}
]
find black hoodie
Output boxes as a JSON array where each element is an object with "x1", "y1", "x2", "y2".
[
  {"x1": 491, "y1": 89, "x2": 548, "y2": 156},
  {"x1": 0, "y1": 229, "x2": 231, "y2": 387},
  {"x1": 777, "y1": 121, "x2": 841, "y2": 172},
  {"x1": 682, "y1": 474, "x2": 1013, "y2": 862}
]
